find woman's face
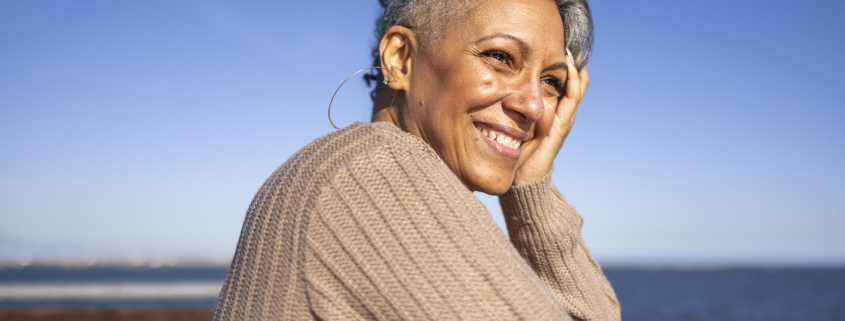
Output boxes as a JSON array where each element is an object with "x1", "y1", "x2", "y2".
[{"x1": 401, "y1": 0, "x2": 568, "y2": 194}]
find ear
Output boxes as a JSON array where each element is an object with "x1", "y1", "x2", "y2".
[{"x1": 379, "y1": 25, "x2": 417, "y2": 92}]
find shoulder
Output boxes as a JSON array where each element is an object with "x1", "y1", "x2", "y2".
[
  {"x1": 292, "y1": 121, "x2": 440, "y2": 174},
  {"x1": 334, "y1": 122, "x2": 446, "y2": 179},
  {"x1": 259, "y1": 122, "x2": 446, "y2": 200},
  {"x1": 301, "y1": 122, "x2": 474, "y2": 220},
  {"x1": 311, "y1": 122, "x2": 479, "y2": 226}
]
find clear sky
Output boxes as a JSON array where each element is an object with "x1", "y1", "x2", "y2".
[{"x1": 1, "y1": 0, "x2": 843, "y2": 266}]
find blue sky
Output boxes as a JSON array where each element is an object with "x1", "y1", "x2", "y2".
[{"x1": 1, "y1": 0, "x2": 843, "y2": 266}]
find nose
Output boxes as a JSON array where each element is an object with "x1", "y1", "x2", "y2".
[{"x1": 503, "y1": 80, "x2": 545, "y2": 124}]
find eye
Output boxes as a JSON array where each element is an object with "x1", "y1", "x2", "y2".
[
  {"x1": 481, "y1": 49, "x2": 513, "y2": 65},
  {"x1": 542, "y1": 77, "x2": 566, "y2": 97}
]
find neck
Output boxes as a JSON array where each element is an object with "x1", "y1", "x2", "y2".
[
  {"x1": 372, "y1": 106, "x2": 400, "y2": 127},
  {"x1": 371, "y1": 86, "x2": 403, "y2": 128}
]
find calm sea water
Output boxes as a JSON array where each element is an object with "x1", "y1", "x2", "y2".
[
  {"x1": 1, "y1": 267, "x2": 843, "y2": 320},
  {"x1": 605, "y1": 268, "x2": 845, "y2": 321}
]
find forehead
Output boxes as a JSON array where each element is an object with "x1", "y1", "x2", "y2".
[{"x1": 446, "y1": 0, "x2": 565, "y2": 53}]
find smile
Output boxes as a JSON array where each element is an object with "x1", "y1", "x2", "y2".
[{"x1": 474, "y1": 125, "x2": 523, "y2": 149}]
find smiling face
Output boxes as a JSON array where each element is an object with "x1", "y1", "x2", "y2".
[{"x1": 398, "y1": 0, "x2": 569, "y2": 194}]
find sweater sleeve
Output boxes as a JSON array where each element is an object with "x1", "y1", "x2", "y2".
[
  {"x1": 499, "y1": 172, "x2": 620, "y2": 321},
  {"x1": 303, "y1": 143, "x2": 576, "y2": 320}
]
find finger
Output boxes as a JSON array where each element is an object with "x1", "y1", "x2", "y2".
[
  {"x1": 557, "y1": 49, "x2": 582, "y2": 118},
  {"x1": 579, "y1": 67, "x2": 589, "y2": 97},
  {"x1": 564, "y1": 49, "x2": 581, "y2": 99}
]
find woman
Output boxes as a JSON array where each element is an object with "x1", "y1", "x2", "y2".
[{"x1": 214, "y1": 0, "x2": 619, "y2": 320}]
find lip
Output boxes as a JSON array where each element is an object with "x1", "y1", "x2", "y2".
[
  {"x1": 476, "y1": 122, "x2": 528, "y2": 142},
  {"x1": 474, "y1": 122, "x2": 522, "y2": 160}
]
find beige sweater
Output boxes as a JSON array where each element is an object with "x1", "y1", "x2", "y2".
[{"x1": 213, "y1": 122, "x2": 619, "y2": 321}]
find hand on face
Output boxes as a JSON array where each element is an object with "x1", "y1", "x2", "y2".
[
  {"x1": 512, "y1": 52, "x2": 589, "y2": 187},
  {"x1": 376, "y1": 0, "x2": 589, "y2": 194}
]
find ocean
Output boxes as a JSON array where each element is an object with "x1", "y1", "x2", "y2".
[
  {"x1": 1, "y1": 266, "x2": 843, "y2": 320},
  {"x1": 605, "y1": 268, "x2": 845, "y2": 321}
]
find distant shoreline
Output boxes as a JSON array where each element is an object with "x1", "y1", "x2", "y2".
[
  {"x1": 0, "y1": 309, "x2": 213, "y2": 321},
  {"x1": 0, "y1": 260, "x2": 231, "y2": 269}
]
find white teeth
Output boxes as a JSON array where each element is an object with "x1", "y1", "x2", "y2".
[{"x1": 479, "y1": 126, "x2": 524, "y2": 149}]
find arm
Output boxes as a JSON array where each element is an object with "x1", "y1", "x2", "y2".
[
  {"x1": 498, "y1": 51, "x2": 618, "y2": 320},
  {"x1": 214, "y1": 123, "x2": 580, "y2": 321},
  {"x1": 304, "y1": 143, "x2": 575, "y2": 320},
  {"x1": 500, "y1": 172, "x2": 620, "y2": 321}
]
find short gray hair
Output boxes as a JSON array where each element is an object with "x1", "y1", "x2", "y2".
[{"x1": 365, "y1": 0, "x2": 593, "y2": 99}]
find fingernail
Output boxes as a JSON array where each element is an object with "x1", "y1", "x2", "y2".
[{"x1": 567, "y1": 49, "x2": 575, "y2": 65}]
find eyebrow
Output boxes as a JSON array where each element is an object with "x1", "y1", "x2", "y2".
[
  {"x1": 474, "y1": 33, "x2": 532, "y2": 57},
  {"x1": 546, "y1": 62, "x2": 569, "y2": 71}
]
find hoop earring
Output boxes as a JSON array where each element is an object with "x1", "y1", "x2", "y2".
[{"x1": 328, "y1": 67, "x2": 397, "y2": 130}]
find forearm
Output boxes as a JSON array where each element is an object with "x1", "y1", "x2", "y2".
[
  {"x1": 500, "y1": 172, "x2": 620, "y2": 321},
  {"x1": 304, "y1": 144, "x2": 576, "y2": 320}
]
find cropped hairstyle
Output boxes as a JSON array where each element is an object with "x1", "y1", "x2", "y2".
[{"x1": 364, "y1": 0, "x2": 594, "y2": 102}]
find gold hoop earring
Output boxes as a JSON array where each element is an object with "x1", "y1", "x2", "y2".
[{"x1": 328, "y1": 67, "x2": 397, "y2": 130}]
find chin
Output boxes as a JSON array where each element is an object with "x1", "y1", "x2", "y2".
[
  {"x1": 480, "y1": 185, "x2": 511, "y2": 196},
  {"x1": 465, "y1": 170, "x2": 515, "y2": 196}
]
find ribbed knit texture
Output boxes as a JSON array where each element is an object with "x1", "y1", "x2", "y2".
[
  {"x1": 500, "y1": 173, "x2": 620, "y2": 321},
  {"x1": 213, "y1": 122, "x2": 619, "y2": 321}
]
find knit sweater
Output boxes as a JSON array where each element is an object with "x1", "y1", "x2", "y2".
[{"x1": 213, "y1": 122, "x2": 620, "y2": 321}]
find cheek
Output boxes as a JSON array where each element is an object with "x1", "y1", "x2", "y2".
[
  {"x1": 515, "y1": 100, "x2": 557, "y2": 167},
  {"x1": 535, "y1": 99, "x2": 558, "y2": 132},
  {"x1": 449, "y1": 65, "x2": 503, "y2": 110}
]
